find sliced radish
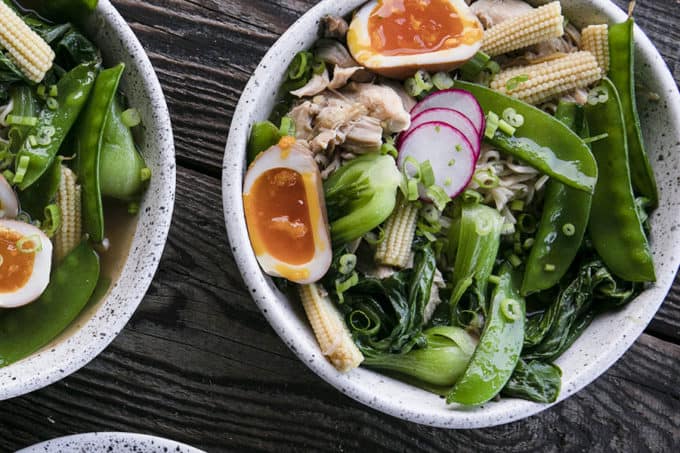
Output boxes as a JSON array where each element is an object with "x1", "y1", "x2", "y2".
[
  {"x1": 397, "y1": 121, "x2": 477, "y2": 200},
  {"x1": 400, "y1": 108, "x2": 480, "y2": 155},
  {"x1": 410, "y1": 89, "x2": 485, "y2": 135}
]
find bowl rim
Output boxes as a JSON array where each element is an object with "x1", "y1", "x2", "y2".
[
  {"x1": 222, "y1": 0, "x2": 680, "y2": 428},
  {"x1": 0, "y1": 0, "x2": 175, "y2": 400},
  {"x1": 16, "y1": 432, "x2": 204, "y2": 453}
]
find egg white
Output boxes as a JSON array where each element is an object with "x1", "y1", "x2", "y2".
[
  {"x1": 348, "y1": 0, "x2": 483, "y2": 79},
  {"x1": 243, "y1": 143, "x2": 332, "y2": 284},
  {"x1": 0, "y1": 220, "x2": 53, "y2": 308}
]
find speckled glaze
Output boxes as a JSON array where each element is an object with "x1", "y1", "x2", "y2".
[
  {"x1": 223, "y1": 0, "x2": 680, "y2": 428},
  {"x1": 17, "y1": 432, "x2": 204, "y2": 453},
  {"x1": 0, "y1": 1, "x2": 175, "y2": 400}
]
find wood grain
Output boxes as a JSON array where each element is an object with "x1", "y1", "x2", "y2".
[{"x1": 0, "y1": 0, "x2": 679, "y2": 451}]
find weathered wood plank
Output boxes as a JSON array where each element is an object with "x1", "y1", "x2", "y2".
[
  {"x1": 0, "y1": 166, "x2": 678, "y2": 452},
  {"x1": 1, "y1": 0, "x2": 680, "y2": 451}
]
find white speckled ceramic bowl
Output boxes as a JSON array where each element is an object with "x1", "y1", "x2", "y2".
[
  {"x1": 0, "y1": 0, "x2": 175, "y2": 400},
  {"x1": 17, "y1": 432, "x2": 204, "y2": 453},
  {"x1": 223, "y1": 0, "x2": 680, "y2": 428}
]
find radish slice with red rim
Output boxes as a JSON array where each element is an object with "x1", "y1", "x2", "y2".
[
  {"x1": 399, "y1": 108, "x2": 481, "y2": 155},
  {"x1": 410, "y1": 89, "x2": 485, "y2": 135},
  {"x1": 397, "y1": 121, "x2": 477, "y2": 200}
]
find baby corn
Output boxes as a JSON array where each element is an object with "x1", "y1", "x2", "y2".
[
  {"x1": 54, "y1": 166, "x2": 82, "y2": 262},
  {"x1": 482, "y1": 2, "x2": 564, "y2": 57},
  {"x1": 580, "y1": 24, "x2": 609, "y2": 75},
  {"x1": 490, "y1": 51, "x2": 602, "y2": 105},
  {"x1": 375, "y1": 197, "x2": 418, "y2": 268},
  {"x1": 298, "y1": 283, "x2": 364, "y2": 372},
  {"x1": 0, "y1": 1, "x2": 55, "y2": 82}
]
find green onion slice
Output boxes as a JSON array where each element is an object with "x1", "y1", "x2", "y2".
[
  {"x1": 16, "y1": 234, "x2": 43, "y2": 253},
  {"x1": 500, "y1": 298, "x2": 522, "y2": 321}
]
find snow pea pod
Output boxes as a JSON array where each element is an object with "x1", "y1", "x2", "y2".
[
  {"x1": 247, "y1": 121, "x2": 280, "y2": 163},
  {"x1": 447, "y1": 264, "x2": 525, "y2": 405},
  {"x1": 609, "y1": 19, "x2": 658, "y2": 208},
  {"x1": 454, "y1": 81, "x2": 597, "y2": 193},
  {"x1": 584, "y1": 78, "x2": 655, "y2": 282},
  {"x1": 0, "y1": 241, "x2": 99, "y2": 368},
  {"x1": 522, "y1": 102, "x2": 592, "y2": 295},
  {"x1": 99, "y1": 97, "x2": 148, "y2": 200},
  {"x1": 15, "y1": 63, "x2": 97, "y2": 190},
  {"x1": 76, "y1": 63, "x2": 124, "y2": 242}
]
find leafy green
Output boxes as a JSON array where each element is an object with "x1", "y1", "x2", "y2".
[
  {"x1": 447, "y1": 202, "x2": 504, "y2": 322},
  {"x1": 362, "y1": 326, "x2": 477, "y2": 387},
  {"x1": 502, "y1": 359, "x2": 562, "y2": 403},
  {"x1": 54, "y1": 29, "x2": 100, "y2": 69},
  {"x1": 523, "y1": 260, "x2": 638, "y2": 361},
  {"x1": 324, "y1": 153, "x2": 402, "y2": 245},
  {"x1": 343, "y1": 244, "x2": 436, "y2": 355}
]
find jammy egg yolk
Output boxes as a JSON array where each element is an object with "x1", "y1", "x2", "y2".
[
  {"x1": 368, "y1": 0, "x2": 482, "y2": 56},
  {"x1": 246, "y1": 167, "x2": 315, "y2": 265},
  {"x1": 0, "y1": 230, "x2": 36, "y2": 294}
]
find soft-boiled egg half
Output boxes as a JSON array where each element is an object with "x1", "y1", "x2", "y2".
[
  {"x1": 243, "y1": 138, "x2": 332, "y2": 284},
  {"x1": 0, "y1": 220, "x2": 52, "y2": 308},
  {"x1": 348, "y1": 0, "x2": 484, "y2": 79}
]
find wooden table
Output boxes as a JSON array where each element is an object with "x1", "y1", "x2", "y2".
[{"x1": 1, "y1": 0, "x2": 679, "y2": 450}]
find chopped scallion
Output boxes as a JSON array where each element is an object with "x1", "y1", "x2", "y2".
[
  {"x1": 510, "y1": 200, "x2": 525, "y2": 211},
  {"x1": 140, "y1": 167, "x2": 152, "y2": 182},
  {"x1": 13, "y1": 155, "x2": 30, "y2": 184},
  {"x1": 420, "y1": 160, "x2": 435, "y2": 187},
  {"x1": 335, "y1": 271, "x2": 359, "y2": 303},
  {"x1": 338, "y1": 253, "x2": 357, "y2": 275},
  {"x1": 6, "y1": 115, "x2": 38, "y2": 127},
  {"x1": 121, "y1": 108, "x2": 141, "y2": 127},
  {"x1": 16, "y1": 234, "x2": 42, "y2": 253},
  {"x1": 485, "y1": 111, "x2": 500, "y2": 139},
  {"x1": 502, "y1": 107, "x2": 525, "y2": 128},
  {"x1": 426, "y1": 185, "x2": 449, "y2": 211},
  {"x1": 432, "y1": 71, "x2": 454, "y2": 90},
  {"x1": 562, "y1": 223, "x2": 576, "y2": 236},
  {"x1": 279, "y1": 116, "x2": 296, "y2": 137},
  {"x1": 42, "y1": 204, "x2": 61, "y2": 238},
  {"x1": 46, "y1": 97, "x2": 59, "y2": 110},
  {"x1": 505, "y1": 74, "x2": 529, "y2": 91},
  {"x1": 498, "y1": 119, "x2": 516, "y2": 136},
  {"x1": 500, "y1": 298, "x2": 521, "y2": 321},
  {"x1": 363, "y1": 227, "x2": 385, "y2": 245},
  {"x1": 509, "y1": 254, "x2": 522, "y2": 268}
]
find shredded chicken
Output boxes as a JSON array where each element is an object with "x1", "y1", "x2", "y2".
[
  {"x1": 290, "y1": 69, "x2": 330, "y2": 98},
  {"x1": 470, "y1": 0, "x2": 533, "y2": 29},
  {"x1": 286, "y1": 82, "x2": 411, "y2": 176},
  {"x1": 344, "y1": 83, "x2": 411, "y2": 134},
  {"x1": 328, "y1": 66, "x2": 365, "y2": 90}
]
